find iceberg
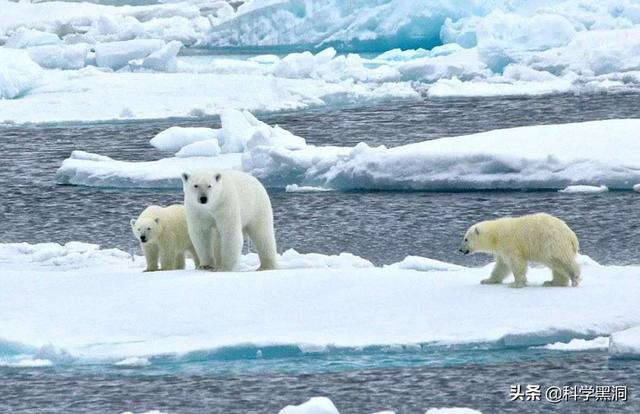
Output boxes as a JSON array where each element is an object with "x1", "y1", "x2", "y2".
[{"x1": 1, "y1": 241, "x2": 639, "y2": 363}]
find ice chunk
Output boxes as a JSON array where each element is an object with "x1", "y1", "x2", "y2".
[
  {"x1": 27, "y1": 44, "x2": 89, "y2": 70},
  {"x1": 541, "y1": 337, "x2": 609, "y2": 351},
  {"x1": 95, "y1": 39, "x2": 166, "y2": 70},
  {"x1": 559, "y1": 185, "x2": 608, "y2": 194},
  {"x1": 131, "y1": 40, "x2": 183, "y2": 72},
  {"x1": 634, "y1": 184, "x2": 640, "y2": 192},
  {"x1": 0, "y1": 358, "x2": 53, "y2": 368},
  {"x1": 5, "y1": 28, "x2": 61, "y2": 48},
  {"x1": 285, "y1": 185, "x2": 333, "y2": 193},
  {"x1": 114, "y1": 357, "x2": 151, "y2": 367},
  {"x1": 150, "y1": 127, "x2": 221, "y2": 152},
  {"x1": 279, "y1": 397, "x2": 339, "y2": 414},
  {"x1": 175, "y1": 139, "x2": 221, "y2": 158},
  {"x1": 425, "y1": 409, "x2": 482, "y2": 414},
  {"x1": 609, "y1": 326, "x2": 640, "y2": 358},
  {"x1": 0, "y1": 48, "x2": 43, "y2": 99}
]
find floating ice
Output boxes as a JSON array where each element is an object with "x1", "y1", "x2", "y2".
[
  {"x1": 634, "y1": 184, "x2": 640, "y2": 192},
  {"x1": 285, "y1": 185, "x2": 334, "y2": 193},
  {"x1": 245, "y1": 119, "x2": 640, "y2": 191},
  {"x1": 57, "y1": 119, "x2": 640, "y2": 191},
  {"x1": 559, "y1": 185, "x2": 608, "y2": 194},
  {"x1": 27, "y1": 44, "x2": 89, "y2": 70},
  {"x1": 0, "y1": 48, "x2": 43, "y2": 99},
  {"x1": 130, "y1": 40, "x2": 183, "y2": 72},
  {"x1": 1, "y1": 241, "x2": 639, "y2": 362},
  {"x1": 541, "y1": 337, "x2": 609, "y2": 351},
  {"x1": 175, "y1": 139, "x2": 222, "y2": 158},
  {"x1": 114, "y1": 357, "x2": 151, "y2": 367},
  {"x1": 609, "y1": 326, "x2": 640, "y2": 358},
  {"x1": 279, "y1": 397, "x2": 339, "y2": 414},
  {"x1": 425, "y1": 409, "x2": 482, "y2": 414},
  {"x1": 151, "y1": 126, "x2": 221, "y2": 152}
]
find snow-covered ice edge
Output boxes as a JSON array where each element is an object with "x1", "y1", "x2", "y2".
[
  {"x1": 1, "y1": 241, "x2": 639, "y2": 366},
  {"x1": 56, "y1": 117, "x2": 640, "y2": 191}
]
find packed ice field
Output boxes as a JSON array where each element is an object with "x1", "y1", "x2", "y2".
[{"x1": 1, "y1": 0, "x2": 640, "y2": 408}]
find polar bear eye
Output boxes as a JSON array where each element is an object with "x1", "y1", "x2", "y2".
[
  {"x1": 464, "y1": 238, "x2": 468, "y2": 242},
  {"x1": 194, "y1": 184, "x2": 198, "y2": 188},
  {"x1": 208, "y1": 185, "x2": 212, "y2": 188},
  {"x1": 147, "y1": 227, "x2": 151, "y2": 231}
]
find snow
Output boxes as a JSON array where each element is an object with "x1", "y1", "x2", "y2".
[
  {"x1": 0, "y1": 48, "x2": 43, "y2": 99},
  {"x1": 541, "y1": 337, "x2": 609, "y2": 351},
  {"x1": 384, "y1": 256, "x2": 465, "y2": 272},
  {"x1": 1, "y1": 241, "x2": 639, "y2": 363},
  {"x1": 279, "y1": 397, "x2": 339, "y2": 414},
  {"x1": 609, "y1": 326, "x2": 640, "y2": 358},
  {"x1": 559, "y1": 185, "x2": 608, "y2": 194},
  {"x1": 57, "y1": 119, "x2": 640, "y2": 191}
]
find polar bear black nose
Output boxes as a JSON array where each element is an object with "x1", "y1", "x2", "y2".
[
  {"x1": 199, "y1": 196, "x2": 208, "y2": 204},
  {"x1": 140, "y1": 235, "x2": 147, "y2": 243}
]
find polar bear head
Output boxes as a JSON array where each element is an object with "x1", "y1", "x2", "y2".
[
  {"x1": 181, "y1": 170, "x2": 223, "y2": 207},
  {"x1": 130, "y1": 215, "x2": 161, "y2": 244},
  {"x1": 459, "y1": 225, "x2": 482, "y2": 255}
]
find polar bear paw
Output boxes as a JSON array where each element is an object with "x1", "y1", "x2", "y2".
[
  {"x1": 481, "y1": 277, "x2": 502, "y2": 285},
  {"x1": 508, "y1": 281, "x2": 526, "y2": 288},
  {"x1": 198, "y1": 265, "x2": 216, "y2": 271}
]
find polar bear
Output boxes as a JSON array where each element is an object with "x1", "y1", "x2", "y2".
[
  {"x1": 459, "y1": 213, "x2": 580, "y2": 288},
  {"x1": 130, "y1": 204, "x2": 199, "y2": 271},
  {"x1": 181, "y1": 169, "x2": 277, "y2": 271}
]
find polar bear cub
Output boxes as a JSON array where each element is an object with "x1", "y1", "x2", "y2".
[
  {"x1": 181, "y1": 169, "x2": 277, "y2": 271},
  {"x1": 131, "y1": 204, "x2": 199, "y2": 271},
  {"x1": 459, "y1": 213, "x2": 580, "y2": 288}
]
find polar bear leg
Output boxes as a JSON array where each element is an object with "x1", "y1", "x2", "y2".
[
  {"x1": 212, "y1": 227, "x2": 222, "y2": 270},
  {"x1": 142, "y1": 243, "x2": 159, "y2": 272},
  {"x1": 481, "y1": 256, "x2": 510, "y2": 285},
  {"x1": 507, "y1": 257, "x2": 527, "y2": 288},
  {"x1": 175, "y1": 252, "x2": 186, "y2": 270},
  {"x1": 160, "y1": 249, "x2": 176, "y2": 270},
  {"x1": 189, "y1": 249, "x2": 200, "y2": 269},
  {"x1": 190, "y1": 227, "x2": 215, "y2": 269},
  {"x1": 246, "y1": 223, "x2": 277, "y2": 271},
  {"x1": 219, "y1": 225, "x2": 243, "y2": 272}
]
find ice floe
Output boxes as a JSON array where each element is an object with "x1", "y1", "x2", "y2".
[
  {"x1": 559, "y1": 185, "x2": 609, "y2": 194},
  {"x1": 57, "y1": 118, "x2": 640, "y2": 191},
  {"x1": 1, "y1": 241, "x2": 639, "y2": 362},
  {"x1": 279, "y1": 397, "x2": 339, "y2": 414},
  {"x1": 609, "y1": 326, "x2": 640, "y2": 358},
  {"x1": 0, "y1": 48, "x2": 43, "y2": 99},
  {"x1": 541, "y1": 337, "x2": 609, "y2": 351}
]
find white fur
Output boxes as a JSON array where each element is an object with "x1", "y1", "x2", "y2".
[
  {"x1": 131, "y1": 204, "x2": 199, "y2": 272},
  {"x1": 459, "y1": 213, "x2": 580, "y2": 288},
  {"x1": 182, "y1": 169, "x2": 277, "y2": 271}
]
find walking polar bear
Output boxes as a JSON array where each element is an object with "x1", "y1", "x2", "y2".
[
  {"x1": 181, "y1": 169, "x2": 277, "y2": 272},
  {"x1": 459, "y1": 213, "x2": 580, "y2": 288},
  {"x1": 131, "y1": 204, "x2": 199, "y2": 271}
]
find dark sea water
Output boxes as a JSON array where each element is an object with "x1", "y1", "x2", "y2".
[{"x1": 1, "y1": 92, "x2": 640, "y2": 413}]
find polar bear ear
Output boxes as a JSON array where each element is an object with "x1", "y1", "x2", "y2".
[
  {"x1": 215, "y1": 173, "x2": 221, "y2": 182},
  {"x1": 181, "y1": 172, "x2": 190, "y2": 182},
  {"x1": 154, "y1": 217, "x2": 160, "y2": 224},
  {"x1": 475, "y1": 226, "x2": 480, "y2": 235},
  {"x1": 130, "y1": 218, "x2": 136, "y2": 228}
]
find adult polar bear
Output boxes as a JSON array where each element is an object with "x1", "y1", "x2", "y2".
[
  {"x1": 182, "y1": 169, "x2": 277, "y2": 271},
  {"x1": 459, "y1": 213, "x2": 580, "y2": 288}
]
